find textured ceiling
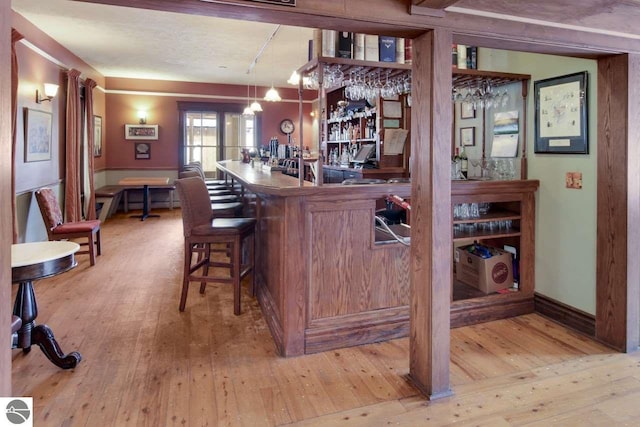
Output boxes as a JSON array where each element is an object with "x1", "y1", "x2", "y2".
[
  {"x1": 12, "y1": 0, "x2": 314, "y2": 87},
  {"x1": 452, "y1": 0, "x2": 640, "y2": 38}
]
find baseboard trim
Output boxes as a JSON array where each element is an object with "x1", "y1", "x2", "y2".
[{"x1": 534, "y1": 292, "x2": 595, "y2": 337}]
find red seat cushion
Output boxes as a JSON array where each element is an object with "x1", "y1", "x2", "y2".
[{"x1": 53, "y1": 220, "x2": 100, "y2": 234}]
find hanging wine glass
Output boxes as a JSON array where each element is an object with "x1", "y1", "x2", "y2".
[{"x1": 501, "y1": 88, "x2": 510, "y2": 107}]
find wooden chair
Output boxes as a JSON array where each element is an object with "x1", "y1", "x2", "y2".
[
  {"x1": 175, "y1": 177, "x2": 256, "y2": 314},
  {"x1": 34, "y1": 188, "x2": 102, "y2": 266}
]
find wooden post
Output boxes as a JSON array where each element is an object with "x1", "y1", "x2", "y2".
[
  {"x1": 596, "y1": 53, "x2": 640, "y2": 352},
  {"x1": 409, "y1": 28, "x2": 453, "y2": 400},
  {"x1": 298, "y1": 76, "x2": 304, "y2": 186},
  {"x1": 316, "y1": 63, "x2": 325, "y2": 185},
  {"x1": 0, "y1": 0, "x2": 13, "y2": 395},
  {"x1": 521, "y1": 80, "x2": 529, "y2": 179}
]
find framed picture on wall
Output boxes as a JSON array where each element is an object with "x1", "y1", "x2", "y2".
[
  {"x1": 125, "y1": 124, "x2": 158, "y2": 140},
  {"x1": 461, "y1": 102, "x2": 475, "y2": 119},
  {"x1": 534, "y1": 71, "x2": 588, "y2": 154},
  {"x1": 134, "y1": 143, "x2": 151, "y2": 160},
  {"x1": 94, "y1": 115, "x2": 103, "y2": 157},
  {"x1": 460, "y1": 127, "x2": 475, "y2": 146},
  {"x1": 24, "y1": 108, "x2": 52, "y2": 162}
]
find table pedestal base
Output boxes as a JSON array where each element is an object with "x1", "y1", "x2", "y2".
[
  {"x1": 129, "y1": 184, "x2": 160, "y2": 221},
  {"x1": 13, "y1": 280, "x2": 82, "y2": 370}
]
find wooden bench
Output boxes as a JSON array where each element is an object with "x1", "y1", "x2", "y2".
[
  {"x1": 95, "y1": 184, "x2": 176, "y2": 221},
  {"x1": 95, "y1": 185, "x2": 125, "y2": 222}
]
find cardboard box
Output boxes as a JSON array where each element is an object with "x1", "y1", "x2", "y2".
[{"x1": 455, "y1": 245, "x2": 513, "y2": 293}]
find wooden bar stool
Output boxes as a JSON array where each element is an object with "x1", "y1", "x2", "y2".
[{"x1": 175, "y1": 177, "x2": 256, "y2": 315}]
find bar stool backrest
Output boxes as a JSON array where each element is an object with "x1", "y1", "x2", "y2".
[{"x1": 175, "y1": 177, "x2": 213, "y2": 237}]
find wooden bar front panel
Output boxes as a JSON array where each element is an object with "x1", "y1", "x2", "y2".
[
  {"x1": 307, "y1": 200, "x2": 410, "y2": 321},
  {"x1": 218, "y1": 161, "x2": 538, "y2": 357}
]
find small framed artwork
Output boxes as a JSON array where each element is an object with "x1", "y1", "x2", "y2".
[
  {"x1": 461, "y1": 102, "x2": 475, "y2": 119},
  {"x1": 383, "y1": 119, "x2": 400, "y2": 128},
  {"x1": 460, "y1": 127, "x2": 475, "y2": 147},
  {"x1": 93, "y1": 115, "x2": 102, "y2": 157},
  {"x1": 125, "y1": 124, "x2": 158, "y2": 140},
  {"x1": 24, "y1": 108, "x2": 52, "y2": 162},
  {"x1": 534, "y1": 71, "x2": 588, "y2": 154},
  {"x1": 134, "y1": 142, "x2": 151, "y2": 160}
]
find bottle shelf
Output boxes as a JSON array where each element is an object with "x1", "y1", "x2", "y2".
[
  {"x1": 323, "y1": 138, "x2": 377, "y2": 144},
  {"x1": 452, "y1": 210, "x2": 520, "y2": 225},
  {"x1": 453, "y1": 227, "x2": 520, "y2": 242},
  {"x1": 327, "y1": 113, "x2": 376, "y2": 124}
]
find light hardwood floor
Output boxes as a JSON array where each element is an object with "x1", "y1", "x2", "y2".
[{"x1": 11, "y1": 210, "x2": 640, "y2": 426}]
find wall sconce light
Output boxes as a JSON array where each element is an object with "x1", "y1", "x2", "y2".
[
  {"x1": 137, "y1": 110, "x2": 147, "y2": 124},
  {"x1": 35, "y1": 83, "x2": 59, "y2": 104}
]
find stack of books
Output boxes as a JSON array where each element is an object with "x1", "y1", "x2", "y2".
[
  {"x1": 313, "y1": 30, "x2": 411, "y2": 64},
  {"x1": 452, "y1": 44, "x2": 478, "y2": 69}
]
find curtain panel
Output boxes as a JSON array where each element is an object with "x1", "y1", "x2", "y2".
[
  {"x1": 65, "y1": 69, "x2": 82, "y2": 222},
  {"x1": 85, "y1": 79, "x2": 97, "y2": 220},
  {"x1": 11, "y1": 29, "x2": 23, "y2": 243}
]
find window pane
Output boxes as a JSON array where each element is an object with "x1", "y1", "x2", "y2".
[
  {"x1": 224, "y1": 112, "x2": 256, "y2": 161},
  {"x1": 184, "y1": 111, "x2": 218, "y2": 174}
]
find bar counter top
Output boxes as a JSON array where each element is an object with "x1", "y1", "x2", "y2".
[
  {"x1": 217, "y1": 160, "x2": 410, "y2": 196},
  {"x1": 217, "y1": 160, "x2": 539, "y2": 196}
]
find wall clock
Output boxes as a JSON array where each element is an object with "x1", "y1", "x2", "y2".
[{"x1": 279, "y1": 119, "x2": 295, "y2": 135}]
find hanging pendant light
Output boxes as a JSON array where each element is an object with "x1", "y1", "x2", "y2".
[
  {"x1": 264, "y1": 39, "x2": 281, "y2": 102},
  {"x1": 264, "y1": 85, "x2": 281, "y2": 102},
  {"x1": 243, "y1": 84, "x2": 255, "y2": 117},
  {"x1": 250, "y1": 100, "x2": 263, "y2": 112},
  {"x1": 287, "y1": 70, "x2": 301, "y2": 85},
  {"x1": 250, "y1": 70, "x2": 263, "y2": 112}
]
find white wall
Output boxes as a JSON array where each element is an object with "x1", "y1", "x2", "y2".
[{"x1": 478, "y1": 48, "x2": 598, "y2": 314}]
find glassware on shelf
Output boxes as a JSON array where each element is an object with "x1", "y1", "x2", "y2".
[{"x1": 478, "y1": 202, "x2": 491, "y2": 215}]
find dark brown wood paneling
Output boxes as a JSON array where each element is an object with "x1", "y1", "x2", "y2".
[
  {"x1": 451, "y1": 295, "x2": 534, "y2": 328},
  {"x1": 628, "y1": 54, "x2": 640, "y2": 351},
  {"x1": 408, "y1": 29, "x2": 453, "y2": 400},
  {"x1": 260, "y1": 195, "x2": 285, "y2": 317},
  {"x1": 305, "y1": 307, "x2": 409, "y2": 354},
  {"x1": 0, "y1": 0, "x2": 11, "y2": 396},
  {"x1": 307, "y1": 200, "x2": 410, "y2": 321},
  {"x1": 535, "y1": 293, "x2": 595, "y2": 337},
  {"x1": 596, "y1": 54, "x2": 640, "y2": 352},
  {"x1": 280, "y1": 196, "x2": 306, "y2": 356},
  {"x1": 256, "y1": 282, "x2": 285, "y2": 355}
]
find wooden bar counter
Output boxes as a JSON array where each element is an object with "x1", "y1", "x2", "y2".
[{"x1": 217, "y1": 161, "x2": 539, "y2": 357}]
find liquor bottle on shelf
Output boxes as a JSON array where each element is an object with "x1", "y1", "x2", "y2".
[{"x1": 460, "y1": 146, "x2": 468, "y2": 179}]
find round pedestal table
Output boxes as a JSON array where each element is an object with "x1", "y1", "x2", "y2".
[{"x1": 11, "y1": 241, "x2": 82, "y2": 369}]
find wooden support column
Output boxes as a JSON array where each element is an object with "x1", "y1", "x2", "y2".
[
  {"x1": 596, "y1": 53, "x2": 640, "y2": 352},
  {"x1": 409, "y1": 28, "x2": 453, "y2": 400},
  {"x1": 0, "y1": 0, "x2": 13, "y2": 395}
]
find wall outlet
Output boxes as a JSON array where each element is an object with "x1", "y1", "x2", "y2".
[{"x1": 565, "y1": 172, "x2": 583, "y2": 189}]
